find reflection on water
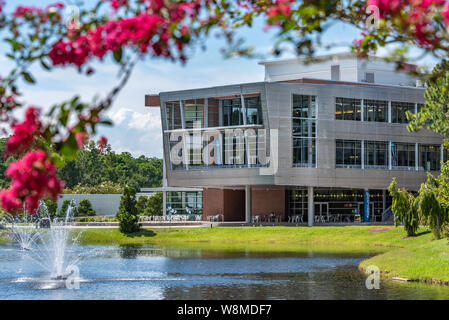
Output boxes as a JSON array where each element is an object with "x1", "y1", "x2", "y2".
[{"x1": 0, "y1": 243, "x2": 448, "y2": 300}]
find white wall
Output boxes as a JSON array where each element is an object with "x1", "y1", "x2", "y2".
[
  {"x1": 261, "y1": 55, "x2": 418, "y2": 87},
  {"x1": 57, "y1": 193, "x2": 156, "y2": 216}
]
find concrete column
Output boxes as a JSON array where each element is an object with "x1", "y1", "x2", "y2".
[
  {"x1": 361, "y1": 99, "x2": 364, "y2": 122},
  {"x1": 415, "y1": 143, "x2": 419, "y2": 171},
  {"x1": 382, "y1": 189, "x2": 386, "y2": 212},
  {"x1": 180, "y1": 100, "x2": 186, "y2": 129},
  {"x1": 388, "y1": 141, "x2": 392, "y2": 170},
  {"x1": 308, "y1": 186, "x2": 314, "y2": 227},
  {"x1": 441, "y1": 144, "x2": 444, "y2": 163},
  {"x1": 245, "y1": 185, "x2": 252, "y2": 223},
  {"x1": 388, "y1": 101, "x2": 392, "y2": 123},
  {"x1": 241, "y1": 94, "x2": 247, "y2": 126},
  {"x1": 204, "y1": 98, "x2": 208, "y2": 128},
  {"x1": 361, "y1": 140, "x2": 365, "y2": 169},
  {"x1": 218, "y1": 100, "x2": 223, "y2": 126},
  {"x1": 162, "y1": 191, "x2": 167, "y2": 217}
]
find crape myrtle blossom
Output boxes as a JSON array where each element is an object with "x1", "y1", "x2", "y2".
[
  {"x1": 48, "y1": 0, "x2": 206, "y2": 69},
  {"x1": 0, "y1": 150, "x2": 64, "y2": 213},
  {"x1": 5, "y1": 107, "x2": 41, "y2": 156}
]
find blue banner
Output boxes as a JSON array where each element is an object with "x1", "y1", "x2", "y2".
[{"x1": 364, "y1": 190, "x2": 370, "y2": 222}]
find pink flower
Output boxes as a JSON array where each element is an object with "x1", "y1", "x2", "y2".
[
  {"x1": 6, "y1": 107, "x2": 42, "y2": 156},
  {"x1": 0, "y1": 150, "x2": 65, "y2": 214},
  {"x1": 75, "y1": 132, "x2": 88, "y2": 148}
]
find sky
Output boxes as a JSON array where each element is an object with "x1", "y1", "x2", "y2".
[{"x1": 1, "y1": 1, "x2": 438, "y2": 159}]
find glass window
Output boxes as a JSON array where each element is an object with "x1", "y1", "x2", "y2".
[
  {"x1": 335, "y1": 98, "x2": 361, "y2": 121},
  {"x1": 292, "y1": 95, "x2": 316, "y2": 167},
  {"x1": 392, "y1": 142, "x2": 415, "y2": 169},
  {"x1": 336, "y1": 140, "x2": 361, "y2": 168},
  {"x1": 167, "y1": 191, "x2": 203, "y2": 215},
  {"x1": 184, "y1": 99, "x2": 204, "y2": 129},
  {"x1": 293, "y1": 137, "x2": 316, "y2": 167},
  {"x1": 364, "y1": 99, "x2": 387, "y2": 122},
  {"x1": 365, "y1": 141, "x2": 388, "y2": 168},
  {"x1": 222, "y1": 96, "x2": 262, "y2": 126},
  {"x1": 245, "y1": 96, "x2": 262, "y2": 125},
  {"x1": 293, "y1": 94, "x2": 316, "y2": 119},
  {"x1": 391, "y1": 102, "x2": 415, "y2": 124},
  {"x1": 166, "y1": 101, "x2": 182, "y2": 130},
  {"x1": 419, "y1": 144, "x2": 441, "y2": 171}
]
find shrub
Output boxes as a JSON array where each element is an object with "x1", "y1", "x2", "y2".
[
  {"x1": 116, "y1": 186, "x2": 140, "y2": 233},
  {"x1": 145, "y1": 192, "x2": 163, "y2": 216},
  {"x1": 77, "y1": 199, "x2": 96, "y2": 216}
]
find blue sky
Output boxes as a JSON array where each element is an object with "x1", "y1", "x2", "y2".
[{"x1": 1, "y1": 1, "x2": 437, "y2": 158}]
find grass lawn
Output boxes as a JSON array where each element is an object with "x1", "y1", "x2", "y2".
[{"x1": 1, "y1": 225, "x2": 448, "y2": 285}]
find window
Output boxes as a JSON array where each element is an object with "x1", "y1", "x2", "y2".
[
  {"x1": 336, "y1": 140, "x2": 361, "y2": 168},
  {"x1": 392, "y1": 142, "x2": 415, "y2": 169},
  {"x1": 419, "y1": 145, "x2": 441, "y2": 171},
  {"x1": 222, "y1": 96, "x2": 262, "y2": 126},
  {"x1": 184, "y1": 99, "x2": 204, "y2": 129},
  {"x1": 364, "y1": 99, "x2": 387, "y2": 122},
  {"x1": 167, "y1": 191, "x2": 203, "y2": 215},
  {"x1": 292, "y1": 95, "x2": 316, "y2": 167},
  {"x1": 331, "y1": 65, "x2": 340, "y2": 81},
  {"x1": 245, "y1": 96, "x2": 262, "y2": 125},
  {"x1": 166, "y1": 101, "x2": 182, "y2": 130},
  {"x1": 223, "y1": 98, "x2": 243, "y2": 126},
  {"x1": 293, "y1": 94, "x2": 316, "y2": 118},
  {"x1": 365, "y1": 72, "x2": 375, "y2": 83},
  {"x1": 293, "y1": 137, "x2": 316, "y2": 166},
  {"x1": 365, "y1": 141, "x2": 388, "y2": 168},
  {"x1": 391, "y1": 102, "x2": 415, "y2": 124},
  {"x1": 335, "y1": 98, "x2": 361, "y2": 121}
]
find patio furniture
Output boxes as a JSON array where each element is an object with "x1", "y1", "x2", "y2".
[{"x1": 252, "y1": 215, "x2": 260, "y2": 223}]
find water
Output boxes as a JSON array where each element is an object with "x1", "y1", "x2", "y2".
[
  {"x1": 5, "y1": 200, "x2": 82, "y2": 279},
  {"x1": 0, "y1": 244, "x2": 448, "y2": 300}
]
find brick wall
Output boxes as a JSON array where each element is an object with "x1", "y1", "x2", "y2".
[
  {"x1": 203, "y1": 188, "x2": 245, "y2": 221},
  {"x1": 252, "y1": 188, "x2": 286, "y2": 221}
]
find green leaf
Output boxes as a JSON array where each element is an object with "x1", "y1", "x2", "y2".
[
  {"x1": 22, "y1": 72, "x2": 35, "y2": 84},
  {"x1": 113, "y1": 46, "x2": 122, "y2": 63}
]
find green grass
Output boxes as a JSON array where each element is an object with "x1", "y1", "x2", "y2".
[{"x1": 2, "y1": 225, "x2": 448, "y2": 285}]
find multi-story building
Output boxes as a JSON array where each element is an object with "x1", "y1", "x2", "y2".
[{"x1": 145, "y1": 53, "x2": 445, "y2": 225}]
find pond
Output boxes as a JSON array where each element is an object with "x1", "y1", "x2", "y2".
[{"x1": 0, "y1": 244, "x2": 448, "y2": 300}]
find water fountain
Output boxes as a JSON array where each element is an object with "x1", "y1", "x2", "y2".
[{"x1": 7, "y1": 200, "x2": 84, "y2": 280}]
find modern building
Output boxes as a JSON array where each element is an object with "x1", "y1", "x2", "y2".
[{"x1": 145, "y1": 53, "x2": 445, "y2": 225}]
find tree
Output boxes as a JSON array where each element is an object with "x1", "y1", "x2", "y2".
[
  {"x1": 77, "y1": 199, "x2": 97, "y2": 217},
  {"x1": 145, "y1": 192, "x2": 163, "y2": 216},
  {"x1": 417, "y1": 174, "x2": 449, "y2": 240},
  {"x1": 388, "y1": 178, "x2": 420, "y2": 237},
  {"x1": 43, "y1": 198, "x2": 58, "y2": 219},
  {"x1": 116, "y1": 186, "x2": 140, "y2": 233},
  {"x1": 408, "y1": 61, "x2": 449, "y2": 139},
  {"x1": 136, "y1": 196, "x2": 148, "y2": 215}
]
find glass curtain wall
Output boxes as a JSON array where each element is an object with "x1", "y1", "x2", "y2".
[{"x1": 292, "y1": 95, "x2": 316, "y2": 167}]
